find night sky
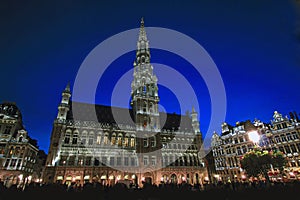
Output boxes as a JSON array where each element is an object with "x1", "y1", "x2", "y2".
[{"x1": 1, "y1": 0, "x2": 300, "y2": 154}]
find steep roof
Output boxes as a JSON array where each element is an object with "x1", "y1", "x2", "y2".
[
  {"x1": 0, "y1": 101, "x2": 23, "y2": 121},
  {"x1": 67, "y1": 101, "x2": 193, "y2": 131}
]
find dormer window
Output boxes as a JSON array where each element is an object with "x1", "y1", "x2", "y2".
[
  {"x1": 282, "y1": 123, "x2": 287, "y2": 129},
  {"x1": 143, "y1": 138, "x2": 148, "y2": 147},
  {"x1": 276, "y1": 124, "x2": 282, "y2": 130},
  {"x1": 64, "y1": 131, "x2": 71, "y2": 144},
  {"x1": 4, "y1": 126, "x2": 12, "y2": 134}
]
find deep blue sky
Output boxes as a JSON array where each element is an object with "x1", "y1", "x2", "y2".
[{"x1": 1, "y1": 0, "x2": 300, "y2": 154}]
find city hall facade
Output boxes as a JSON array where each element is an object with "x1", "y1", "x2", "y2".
[{"x1": 42, "y1": 19, "x2": 208, "y2": 187}]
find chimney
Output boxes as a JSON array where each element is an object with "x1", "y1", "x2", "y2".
[
  {"x1": 289, "y1": 112, "x2": 295, "y2": 121},
  {"x1": 294, "y1": 111, "x2": 299, "y2": 122}
]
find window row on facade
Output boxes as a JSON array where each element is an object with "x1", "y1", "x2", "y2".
[
  {"x1": 0, "y1": 124, "x2": 14, "y2": 135},
  {"x1": 216, "y1": 131, "x2": 299, "y2": 146},
  {"x1": 162, "y1": 154, "x2": 203, "y2": 167},
  {"x1": 63, "y1": 130, "x2": 139, "y2": 147},
  {"x1": 213, "y1": 139, "x2": 300, "y2": 157},
  {"x1": 4, "y1": 158, "x2": 35, "y2": 172},
  {"x1": 58, "y1": 155, "x2": 139, "y2": 167}
]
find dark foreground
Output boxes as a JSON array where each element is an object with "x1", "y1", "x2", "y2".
[{"x1": 1, "y1": 181, "x2": 300, "y2": 200}]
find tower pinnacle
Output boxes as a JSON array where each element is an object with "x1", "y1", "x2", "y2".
[
  {"x1": 141, "y1": 17, "x2": 144, "y2": 27},
  {"x1": 57, "y1": 83, "x2": 71, "y2": 120},
  {"x1": 138, "y1": 17, "x2": 148, "y2": 43},
  {"x1": 63, "y1": 82, "x2": 71, "y2": 94}
]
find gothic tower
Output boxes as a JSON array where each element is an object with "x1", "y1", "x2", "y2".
[
  {"x1": 191, "y1": 106, "x2": 203, "y2": 152},
  {"x1": 45, "y1": 83, "x2": 71, "y2": 167},
  {"x1": 131, "y1": 18, "x2": 160, "y2": 133}
]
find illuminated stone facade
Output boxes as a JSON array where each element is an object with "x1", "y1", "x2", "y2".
[
  {"x1": 0, "y1": 102, "x2": 42, "y2": 188},
  {"x1": 43, "y1": 19, "x2": 208, "y2": 187},
  {"x1": 211, "y1": 111, "x2": 300, "y2": 183}
]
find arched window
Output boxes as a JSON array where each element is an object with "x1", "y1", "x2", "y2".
[
  {"x1": 151, "y1": 136, "x2": 156, "y2": 147},
  {"x1": 141, "y1": 55, "x2": 145, "y2": 63},
  {"x1": 64, "y1": 130, "x2": 71, "y2": 144},
  {"x1": 194, "y1": 173, "x2": 200, "y2": 184},
  {"x1": 81, "y1": 130, "x2": 87, "y2": 145},
  {"x1": 72, "y1": 131, "x2": 78, "y2": 145},
  {"x1": 183, "y1": 155, "x2": 188, "y2": 166},
  {"x1": 189, "y1": 154, "x2": 194, "y2": 166},
  {"x1": 77, "y1": 156, "x2": 84, "y2": 166},
  {"x1": 143, "y1": 137, "x2": 148, "y2": 147},
  {"x1": 173, "y1": 143, "x2": 177, "y2": 149},
  {"x1": 111, "y1": 133, "x2": 116, "y2": 145},
  {"x1": 109, "y1": 157, "x2": 115, "y2": 166},
  {"x1": 96, "y1": 132, "x2": 102, "y2": 145},
  {"x1": 117, "y1": 134, "x2": 123, "y2": 147},
  {"x1": 130, "y1": 135, "x2": 136, "y2": 147},
  {"x1": 172, "y1": 155, "x2": 176, "y2": 165},
  {"x1": 179, "y1": 156, "x2": 184, "y2": 166},
  {"x1": 88, "y1": 131, "x2": 94, "y2": 145},
  {"x1": 150, "y1": 117, "x2": 154, "y2": 128},
  {"x1": 103, "y1": 133, "x2": 109, "y2": 145},
  {"x1": 186, "y1": 174, "x2": 190, "y2": 184},
  {"x1": 14, "y1": 147, "x2": 20, "y2": 156},
  {"x1": 149, "y1": 103, "x2": 153, "y2": 113},
  {"x1": 193, "y1": 154, "x2": 198, "y2": 166},
  {"x1": 170, "y1": 174, "x2": 177, "y2": 184},
  {"x1": 143, "y1": 101, "x2": 147, "y2": 112},
  {"x1": 68, "y1": 156, "x2": 75, "y2": 166},
  {"x1": 143, "y1": 116, "x2": 148, "y2": 127},
  {"x1": 94, "y1": 158, "x2": 100, "y2": 166},
  {"x1": 174, "y1": 154, "x2": 179, "y2": 166},
  {"x1": 124, "y1": 134, "x2": 129, "y2": 147}
]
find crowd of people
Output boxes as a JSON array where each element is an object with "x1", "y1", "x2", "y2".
[{"x1": 1, "y1": 179, "x2": 300, "y2": 200}]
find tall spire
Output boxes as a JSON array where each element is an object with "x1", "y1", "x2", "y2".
[
  {"x1": 57, "y1": 82, "x2": 71, "y2": 120},
  {"x1": 131, "y1": 18, "x2": 160, "y2": 132},
  {"x1": 138, "y1": 17, "x2": 147, "y2": 42},
  {"x1": 192, "y1": 106, "x2": 195, "y2": 113},
  {"x1": 141, "y1": 17, "x2": 144, "y2": 27},
  {"x1": 134, "y1": 17, "x2": 150, "y2": 68},
  {"x1": 63, "y1": 82, "x2": 71, "y2": 94}
]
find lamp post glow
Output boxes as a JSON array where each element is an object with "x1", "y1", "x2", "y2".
[{"x1": 248, "y1": 130, "x2": 260, "y2": 147}]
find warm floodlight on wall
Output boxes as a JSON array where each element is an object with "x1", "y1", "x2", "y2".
[{"x1": 248, "y1": 130, "x2": 260, "y2": 146}]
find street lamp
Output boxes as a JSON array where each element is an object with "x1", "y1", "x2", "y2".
[
  {"x1": 248, "y1": 130, "x2": 260, "y2": 147},
  {"x1": 247, "y1": 130, "x2": 274, "y2": 185}
]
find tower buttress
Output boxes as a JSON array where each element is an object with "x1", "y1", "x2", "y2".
[{"x1": 130, "y1": 18, "x2": 160, "y2": 132}]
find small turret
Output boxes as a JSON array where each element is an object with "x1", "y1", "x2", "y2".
[
  {"x1": 57, "y1": 82, "x2": 71, "y2": 120},
  {"x1": 221, "y1": 122, "x2": 230, "y2": 135},
  {"x1": 191, "y1": 106, "x2": 201, "y2": 135},
  {"x1": 16, "y1": 129, "x2": 28, "y2": 143},
  {"x1": 211, "y1": 131, "x2": 221, "y2": 147}
]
